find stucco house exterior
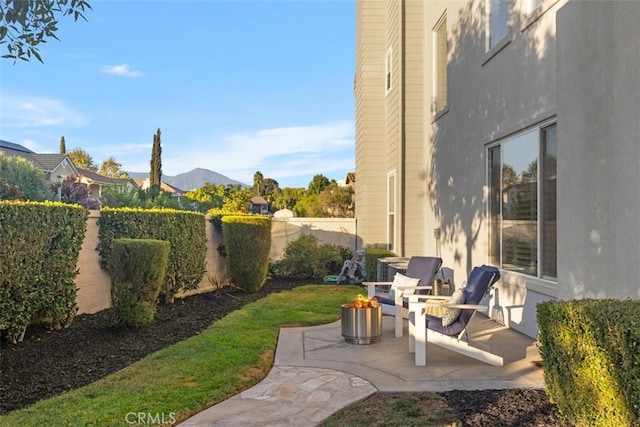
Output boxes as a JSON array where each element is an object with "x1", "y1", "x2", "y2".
[
  {"x1": 76, "y1": 168, "x2": 136, "y2": 199},
  {"x1": 354, "y1": 0, "x2": 640, "y2": 338},
  {"x1": 133, "y1": 178, "x2": 186, "y2": 202}
]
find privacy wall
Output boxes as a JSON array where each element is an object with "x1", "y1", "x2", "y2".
[{"x1": 75, "y1": 211, "x2": 358, "y2": 314}]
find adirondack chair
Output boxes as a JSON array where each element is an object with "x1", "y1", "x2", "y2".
[
  {"x1": 365, "y1": 256, "x2": 442, "y2": 337},
  {"x1": 407, "y1": 265, "x2": 503, "y2": 366}
]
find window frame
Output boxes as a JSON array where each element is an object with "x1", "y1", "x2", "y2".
[
  {"x1": 385, "y1": 47, "x2": 393, "y2": 95},
  {"x1": 432, "y1": 11, "x2": 448, "y2": 115},
  {"x1": 486, "y1": 0, "x2": 509, "y2": 52},
  {"x1": 387, "y1": 171, "x2": 396, "y2": 251},
  {"x1": 487, "y1": 121, "x2": 557, "y2": 281}
]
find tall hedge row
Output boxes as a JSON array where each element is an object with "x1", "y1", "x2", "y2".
[
  {"x1": 538, "y1": 299, "x2": 640, "y2": 426},
  {"x1": 221, "y1": 215, "x2": 271, "y2": 292},
  {"x1": 0, "y1": 201, "x2": 87, "y2": 343},
  {"x1": 97, "y1": 207, "x2": 206, "y2": 303},
  {"x1": 109, "y1": 239, "x2": 170, "y2": 327}
]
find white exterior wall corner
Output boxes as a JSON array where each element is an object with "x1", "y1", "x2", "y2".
[{"x1": 556, "y1": 0, "x2": 640, "y2": 302}]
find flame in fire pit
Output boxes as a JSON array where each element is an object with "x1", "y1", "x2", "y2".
[{"x1": 344, "y1": 294, "x2": 380, "y2": 309}]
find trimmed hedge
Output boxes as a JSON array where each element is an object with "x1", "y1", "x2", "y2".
[
  {"x1": 97, "y1": 208, "x2": 206, "y2": 303},
  {"x1": 537, "y1": 299, "x2": 640, "y2": 426},
  {"x1": 0, "y1": 201, "x2": 87, "y2": 343},
  {"x1": 363, "y1": 247, "x2": 395, "y2": 281},
  {"x1": 109, "y1": 239, "x2": 170, "y2": 327},
  {"x1": 221, "y1": 215, "x2": 271, "y2": 292}
]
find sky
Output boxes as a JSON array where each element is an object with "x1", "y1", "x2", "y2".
[{"x1": 0, "y1": 0, "x2": 356, "y2": 188}]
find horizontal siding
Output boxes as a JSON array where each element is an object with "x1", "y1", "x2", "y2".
[{"x1": 356, "y1": 0, "x2": 388, "y2": 247}]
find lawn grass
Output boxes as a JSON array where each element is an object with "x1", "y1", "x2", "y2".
[
  {"x1": 320, "y1": 392, "x2": 461, "y2": 427},
  {"x1": 0, "y1": 285, "x2": 363, "y2": 426}
]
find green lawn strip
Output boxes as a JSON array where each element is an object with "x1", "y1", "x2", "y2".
[
  {"x1": 0, "y1": 285, "x2": 362, "y2": 427},
  {"x1": 320, "y1": 392, "x2": 461, "y2": 427}
]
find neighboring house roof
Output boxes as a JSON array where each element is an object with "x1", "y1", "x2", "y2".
[
  {"x1": 250, "y1": 196, "x2": 268, "y2": 205},
  {"x1": 346, "y1": 172, "x2": 356, "y2": 185},
  {"x1": 133, "y1": 178, "x2": 185, "y2": 196},
  {"x1": 160, "y1": 181, "x2": 185, "y2": 196},
  {"x1": 0, "y1": 140, "x2": 34, "y2": 154},
  {"x1": 0, "y1": 140, "x2": 78, "y2": 176},
  {"x1": 76, "y1": 168, "x2": 122, "y2": 185},
  {"x1": 111, "y1": 177, "x2": 137, "y2": 187},
  {"x1": 29, "y1": 154, "x2": 75, "y2": 172}
]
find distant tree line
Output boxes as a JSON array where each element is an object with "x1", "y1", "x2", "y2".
[{"x1": 2, "y1": 132, "x2": 354, "y2": 217}]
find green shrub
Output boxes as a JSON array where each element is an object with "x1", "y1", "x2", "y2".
[
  {"x1": 0, "y1": 154, "x2": 53, "y2": 201},
  {"x1": 221, "y1": 215, "x2": 271, "y2": 292},
  {"x1": 271, "y1": 234, "x2": 353, "y2": 278},
  {"x1": 318, "y1": 242, "x2": 353, "y2": 277},
  {"x1": 0, "y1": 201, "x2": 87, "y2": 343},
  {"x1": 109, "y1": 239, "x2": 170, "y2": 327},
  {"x1": 537, "y1": 299, "x2": 640, "y2": 426},
  {"x1": 363, "y1": 247, "x2": 395, "y2": 281},
  {"x1": 98, "y1": 207, "x2": 206, "y2": 303}
]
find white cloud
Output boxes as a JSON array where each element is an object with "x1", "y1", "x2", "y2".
[
  {"x1": 20, "y1": 139, "x2": 41, "y2": 152},
  {"x1": 160, "y1": 122, "x2": 355, "y2": 185},
  {"x1": 100, "y1": 64, "x2": 144, "y2": 78},
  {"x1": 0, "y1": 93, "x2": 89, "y2": 129}
]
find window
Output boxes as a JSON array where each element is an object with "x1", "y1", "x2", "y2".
[
  {"x1": 487, "y1": 0, "x2": 508, "y2": 50},
  {"x1": 488, "y1": 123, "x2": 557, "y2": 279},
  {"x1": 387, "y1": 172, "x2": 396, "y2": 250},
  {"x1": 432, "y1": 12, "x2": 448, "y2": 113},
  {"x1": 385, "y1": 47, "x2": 393, "y2": 94}
]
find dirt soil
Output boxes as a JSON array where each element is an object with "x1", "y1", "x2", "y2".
[{"x1": 1, "y1": 278, "x2": 563, "y2": 425}]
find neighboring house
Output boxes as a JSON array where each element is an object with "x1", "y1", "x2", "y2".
[
  {"x1": 249, "y1": 196, "x2": 269, "y2": 214},
  {"x1": 355, "y1": 0, "x2": 640, "y2": 338},
  {"x1": 134, "y1": 178, "x2": 186, "y2": 202},
  {"x1": 0, "y1": 140, "x2": 78, "y2": 183},
  {"x1": 1, "y1": 140, "x2": 136, "y2": 200},
  {"x1": 76, "y1": 168, "x2": 136, "y2": 199}
]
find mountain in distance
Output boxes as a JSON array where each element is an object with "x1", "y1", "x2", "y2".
[{"x1": 127, "y1": 167, "x2": 247, "y2": 191}]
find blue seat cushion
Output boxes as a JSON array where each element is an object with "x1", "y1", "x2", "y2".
[{"x1": 409, "y1": 312, "x2": 466, "y2": 337}]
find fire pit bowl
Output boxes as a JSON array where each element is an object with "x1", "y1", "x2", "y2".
[{"x1": 341, "y1": 295, "x2": 382, "y2": 344}]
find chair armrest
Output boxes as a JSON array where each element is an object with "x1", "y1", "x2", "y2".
[
  {"x1": 406, "y1": 294, "x2": 448, "y2": 302},
  {"x1": 438, "y1": 304, "x2": 488, "y2": 312},
  {"x1": 417, "y1": 302, "x2": 488, "y2": 311},
  {"x1": 365, "y1": 282, "x2": 392, "y2": 299},
  {"x1": 408, "y1": 301, "x2": 427, "y2": 315},
  {"x1": 395, "y1": 284, "x2": 432, "y2": 291},
  {"x1": 408, "y1": 301, "x2": 488, "y2": 316}
]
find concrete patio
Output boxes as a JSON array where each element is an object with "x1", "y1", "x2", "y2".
[{"x1": 180, "y1": 314, "x2": 544, "y2": 426}]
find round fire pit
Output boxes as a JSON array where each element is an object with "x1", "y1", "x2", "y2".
[{"x1": 341, "y1": 304, "x2": 382, "y2": 344}]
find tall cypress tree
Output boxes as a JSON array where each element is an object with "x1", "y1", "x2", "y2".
[
  {"x1": 150, "y1": 128, "x2": 162, "y2": 189},
  {"x1": 59, "y1": 136, "x2": 66, "y2": 154}
]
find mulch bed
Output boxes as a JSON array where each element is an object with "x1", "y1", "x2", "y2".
[{"x1": 1, "y1": 278, "x2": 564, "y2": 425}]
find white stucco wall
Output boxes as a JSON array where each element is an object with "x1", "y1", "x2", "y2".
[
  {"x1": 556, "y1": 0, "x2": 640, "y2": 301},
  {"x1": 270, "y1": 217, "x2": 360, "y2": 260}
]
